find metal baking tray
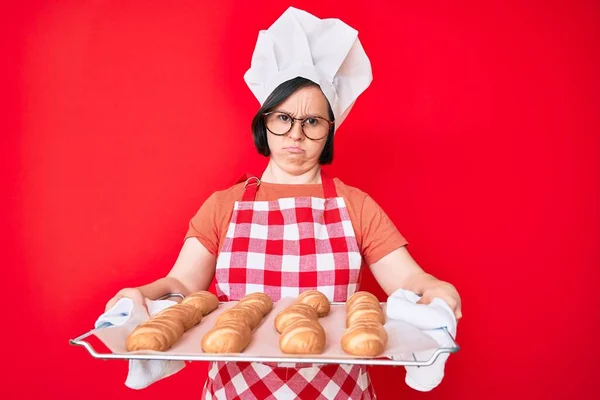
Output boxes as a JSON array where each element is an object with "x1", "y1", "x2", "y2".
[{"x1": 70, "y1": 295, "x2": 459, "y2": 367}]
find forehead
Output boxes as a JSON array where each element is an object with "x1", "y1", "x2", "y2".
[{"x1": 277, "y1": 86, "x2": 329, "y2": 115}]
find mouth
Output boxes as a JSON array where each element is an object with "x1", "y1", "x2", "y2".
[{"x1": 283, "y1": 146, "x2": 305, "y2": 154}]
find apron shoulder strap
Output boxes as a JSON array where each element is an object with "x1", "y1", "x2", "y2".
[
  {"x1": 320, "y1": 170, "x2": 338, "y2": 198},
  {"x1": 237, "y1": 173, "x2": 261, "y2": 202}
]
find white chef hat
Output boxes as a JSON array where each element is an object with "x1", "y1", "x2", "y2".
[{"x1": 244, "y1": 7, "x2": 373, "y2": 131}]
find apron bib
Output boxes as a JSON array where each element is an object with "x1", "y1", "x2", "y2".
[{"x1": 202, "y1": 172, "x2": 376, "y2": 399}]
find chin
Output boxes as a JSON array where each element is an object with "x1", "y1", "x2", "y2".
[{"x1": 276, "y1": 159, "x2": 309, "y2": 175}]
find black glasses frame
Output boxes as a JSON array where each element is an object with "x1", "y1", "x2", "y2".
[{"x1": 263, "y1": 110, "x2": 334, "y2": 140}]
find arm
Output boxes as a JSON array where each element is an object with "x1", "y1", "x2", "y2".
[
  {"x1": 164, "y1": 237, "x2": 216, "y2": 295},
  {"x1": 105, "y1": 238, "x2": 216, "y2": 310},
  {"x1": 369, "y1": 246, "x2": 462, "y2": 319}
]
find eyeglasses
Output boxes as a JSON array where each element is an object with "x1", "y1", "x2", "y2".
[{"x1": 263, "y1": 110, "x2": 334, "y2": 140}]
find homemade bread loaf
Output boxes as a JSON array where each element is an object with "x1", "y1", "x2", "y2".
[
  {"x1": 296, "y1": 290, "x2": 331, "y2": 317},
  {"x1": 341, "y1": 291, "x2": 388, "y2": 357},
  {"x1": 201, "y1": 292, "x2": 274, "y2": 353}
]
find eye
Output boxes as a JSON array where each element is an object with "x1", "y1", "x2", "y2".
[
  {"x1": 305, "y1": 118, "x2": 319, "y2": 126},
  {"x1": 277, "y1": 113, "x2": 290, "y2": 122}
]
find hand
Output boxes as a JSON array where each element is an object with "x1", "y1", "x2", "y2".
[
  {"x1": 105, "y1": 288, "x2": 147, "y2": 312},
  {"x1": 417, "y1": 282, "x2": 462, "y2": 320}
]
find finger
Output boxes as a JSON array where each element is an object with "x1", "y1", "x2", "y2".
[
  {"x1": 441, "y1": 298, "x2": 461, "y2": 320},
  {"x1": 131, "y1": 291, "x2": 149, "y2": 313},
  {"x1": 416, "y1": 295, "x2": 432, "y2": 305},
  {"x1": 105, "y1": 295, "x2": 122, "y2": 311},
  {"x1": 445, "y1": 297, "x2": 458, "y2": 310},
  {"x1": 130, "y1": 290, "x2": 144, "y2": 304},
  {"x1": 455, "y1": 305, "x2": 463, "y2": 320}
]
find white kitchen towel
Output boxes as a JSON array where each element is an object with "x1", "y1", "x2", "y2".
[
  {"x1": 95, "y1": 298, "x2": 187, "y2": 390},
  {"x1": 386, "y1": 289, "x2": 458, "y2": 392}
]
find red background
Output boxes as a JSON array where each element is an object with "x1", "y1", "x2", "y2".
[{"x1": 2, "y1": 0, "x2": 599, "y2": 399}]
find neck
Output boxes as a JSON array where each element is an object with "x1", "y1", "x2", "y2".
[{"x1": 261, "y1": 161, "x2": 322, "y2": 184}]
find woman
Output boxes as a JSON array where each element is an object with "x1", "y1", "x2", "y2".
[{"x1": 106, "y1": 7, "x2": 462, "y2": 399}]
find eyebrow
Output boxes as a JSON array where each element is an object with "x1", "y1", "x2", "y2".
[{"x1": 274, "y1": 109, "x2": 328, "y2": 120}]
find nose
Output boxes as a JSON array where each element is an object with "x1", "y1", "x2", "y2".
[{"x1": 288, "y1": 120, "x2": 304, "y2": 141}]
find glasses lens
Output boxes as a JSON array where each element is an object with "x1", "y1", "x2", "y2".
[
  {"x1": 265, "y1": 112, "x2": 292, "y2": 135},
  {"x1": 302, "y1": 117, "x2": 329, "y2": 140}
]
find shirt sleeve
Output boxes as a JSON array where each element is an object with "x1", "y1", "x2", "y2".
[
  {"x1": 360, "y1": 195, "x2": 409, "y2": 265},
  {"x1": 185, "y1": 192, "x2": 220, "y2": 255}
]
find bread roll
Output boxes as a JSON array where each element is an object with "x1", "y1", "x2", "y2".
[
  {"x1": 181, "y1": 291, "x2": 219, "y2": 315},
  {"x1": 346, "y1": 302, "x2": 385, "y2": 327},
  {"x1": 346, "y1": 291, "x2": 380, "y2": 314},
  {"x1": 126, "y1": 325, "x2": 169, "y2": 352},
  {"x1": 235, "y1": 302, "x2": 264, "y2": 329},
  {"x1": 126, "y1": 293, "x2": 212, "y2": 352},
  {"x1": 237, "y1": 292, "x2": 273, "y2": 316},
  {"x1": 215, "y1": 307, "x2": 255, "y2": 329},
  {"x1": 126, "y1": 317, "x2": 185, "y2": 352},
  {"x1": 201, "y1": 294, "x2": 272, "y2": 354},
  {"x1": 341, "y1": 319, "x2": 388, "y2": 357},
  {"x1": 274, "y1": 303, "x2": 319, "y2": 334},
  {"x1": 296, "y1": 290, "x2": 330, "y2": 317},
  {"x1": 279, "y1": 319, "x2": 326, "y2": 354},
  {"x1": 201, "y1": 322, "x2": 252, "y2": 353},
  {"x1": 155, "y1": 303, "x2": 203, "y2": 331}
]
